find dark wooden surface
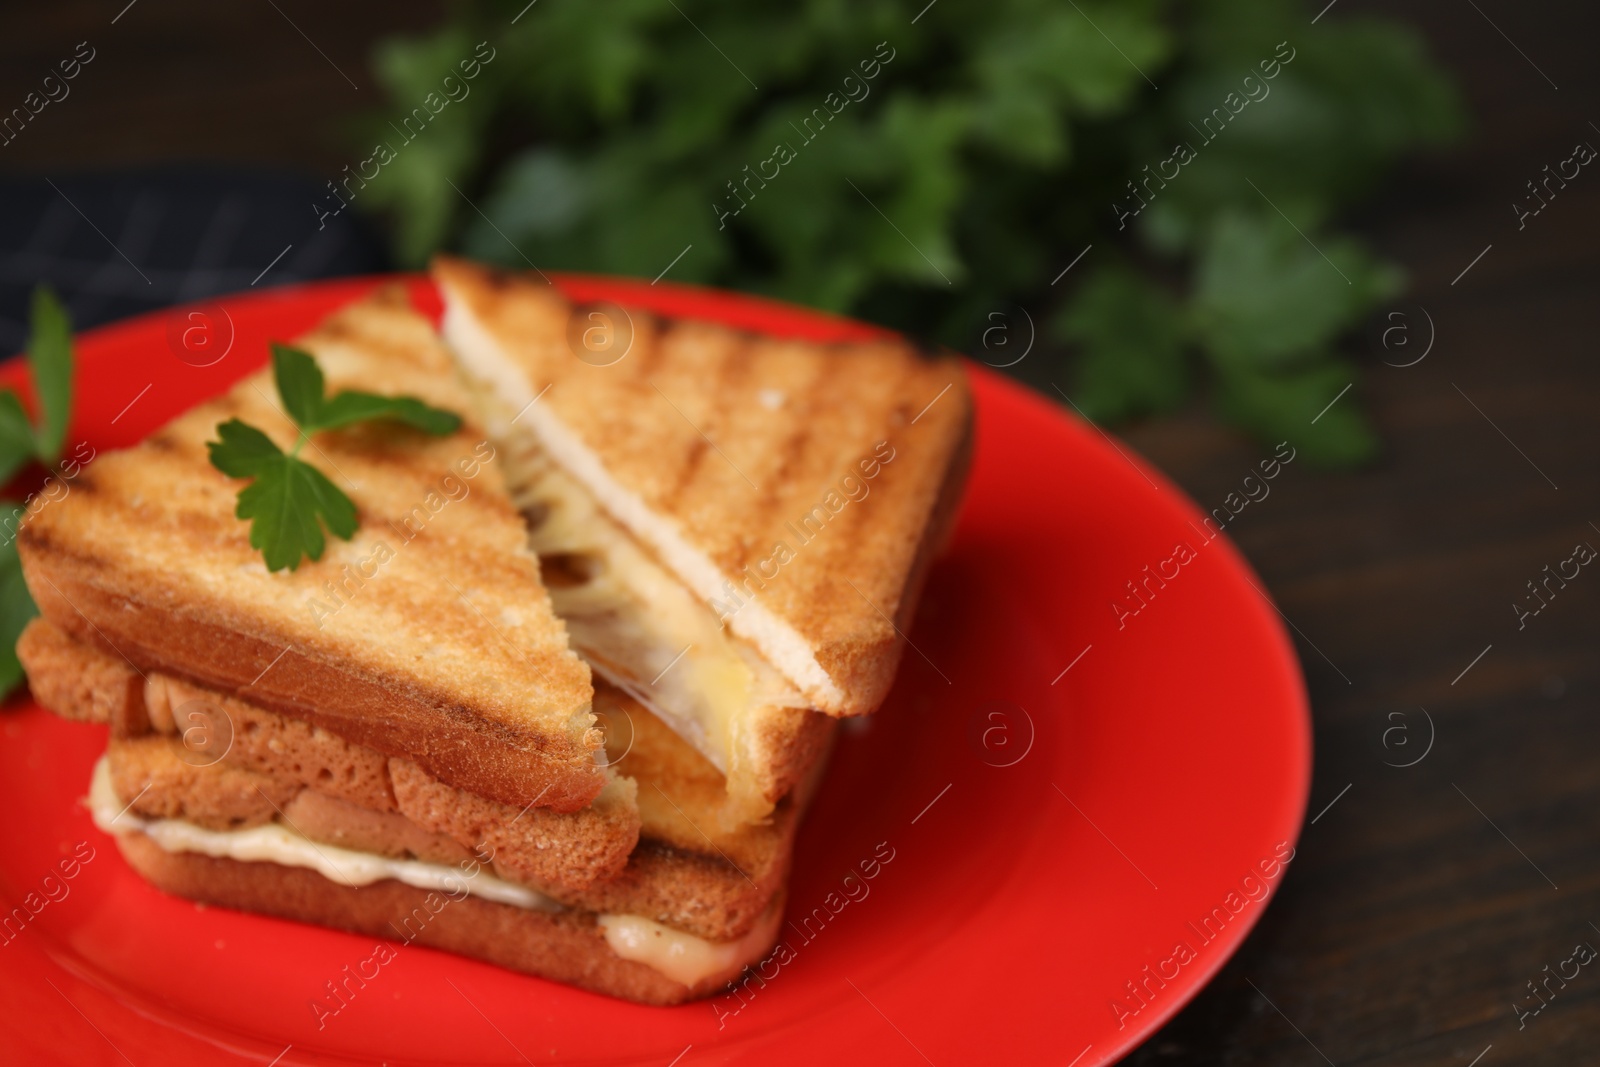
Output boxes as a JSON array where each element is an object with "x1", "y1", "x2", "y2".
[
  {"x1": 1118, "y1": 3, "x2": 1600, "y2": 1064},
  {"x1": 4, "y1": 2, "x2": 1598, "y2": 1064}
]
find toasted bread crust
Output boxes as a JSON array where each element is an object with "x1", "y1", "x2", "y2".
[
  {"x1": 113, "y1": 831, "x2": 738, "y2": 1006},
  {"x1": 735, "y1": 703, "x2": 837, "y2": 820},
  {"x1": 388, "y1": 757, "x2": 638, "y2": 890},
  {"x1": 17, "y1": 287, "x2": 603, "y2": 813},
  {"x1": 16, "y1": 617, "x2": 145, "y2": 731},
  {"x1": 434, "y1": 257, "x2": 974, "y2": 716}
]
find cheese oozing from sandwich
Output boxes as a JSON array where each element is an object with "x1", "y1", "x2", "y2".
[
  {"x1": 503, "y1": 439, "x2": 807, "y2": 772},
  {"x1": 457, "y1": 372, "x2": 813, "y2": 826}
]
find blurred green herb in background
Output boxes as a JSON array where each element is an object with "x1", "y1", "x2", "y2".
[
  {"x1": 359, "y1": 0, "x2": 1463, "y2": 466},
  {"x1": 0, "y1": 287, "x2": 74, "y2": 696}
]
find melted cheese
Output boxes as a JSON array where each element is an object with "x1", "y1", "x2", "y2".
[
  {"x1": 600, "y1": 906, "x2": 782, "y2": 988},
  {"x1": 500, "y1": 435, "x2": 806, "y2": 776},
  {"x1": 88, "y1": 759, "x2": 769, "y2": 986}
]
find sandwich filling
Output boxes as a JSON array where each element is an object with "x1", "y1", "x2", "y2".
[
  {"x1": 457, "y1": 375, "x2": 818, "y2": 825},
  {"x1": 441, "y1": 296, "x2": 845, "y2": 708},
  {"x1": 501, "y1": 436, "x2": 807, "y2": 769},
  {"x1": 88, "y1": 758, "x2": 775, "y2": 988}
]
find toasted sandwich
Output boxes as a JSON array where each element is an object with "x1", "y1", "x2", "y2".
[
  {"x1": 433, "y1": 257, "x2": 972, "y2": 824},
  {"x1": 19, "y1": 268, "x2": 972, "y2": 1006},
  {"x1": 18, "y1": 287, "x2": 834, "y2": 1003}
]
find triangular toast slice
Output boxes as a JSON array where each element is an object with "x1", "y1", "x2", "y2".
[
  {"x1": 17, "y1": 287, "x2": 603, "y2": 814},
  {"x1": 433, "y1": 258, "x2": 972, "y2": 728}
]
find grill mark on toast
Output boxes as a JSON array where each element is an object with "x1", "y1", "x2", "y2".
[
  {"x1": 763, "y1": 420, "x2": 808, "y2": 520},
  {"x1": 316, "y1": 319, "x2": 355, "y2": 342},
  {"x1": 756, "y1": 342, "x2": 828, "y2": 520},
  {"x1": 17, "y1": 524, "x2": 112, "y2": 573},
  {"x1": 708, "y1": 331, "x2": 765, "y2": 571},
  {"x1": 664, "y1": 327, "x2": 746, "y2": 558},
  {"x1": 631, "y1": 835, "x2": 749, "y2": 877},
  {"x1": 671, "y1": 436, "x2": 710, "y2": 503}
]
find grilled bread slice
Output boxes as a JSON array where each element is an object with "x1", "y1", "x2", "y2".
[
  {"x1": 110, "y1": 832, "x2": 781, "y2": 1005},
  {"x1": 16, "y1": 287, "x2": 603, "y2": 813},
  {"x1": 433, "y1": 256, "x2": 974, "y2": 719}
]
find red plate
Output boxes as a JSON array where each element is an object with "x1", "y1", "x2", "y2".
[{"x1": 0, "y1": 276, "x2": 1310, "y2": 1066}]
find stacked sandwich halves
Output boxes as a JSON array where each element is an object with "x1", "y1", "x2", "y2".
[{"x1": 17, "y1": 263, "x2": 971, "y2": 1005}]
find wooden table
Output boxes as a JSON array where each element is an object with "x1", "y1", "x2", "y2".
[
  {"x1": 1120, "y1": 3, "x2": 1600, "y2": 1062},
  {"x1": 3, "y1": 2, "x2": 1597, "y2": 1063}
]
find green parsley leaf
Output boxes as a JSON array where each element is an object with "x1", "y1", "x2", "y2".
[
  {"x1": 0, "y1": 286, "x2": 76, "y2": 489},
  {"x1": 232, "y1": 452, "x2": 359, "y2": 572},
  {"x1": 1192, "y1": 212, "x2": 1401, "y2": 372},
  {"x1": 0, "y1": 501, "x2": 38, "y2": 697},
  {"x1": 1054, "y1": 264, "x2": 1190, "y2": 423},
  {"x1": 206, "y1": 418, "x2": 288, "y2": 478},
  {"x1": 209, "y1": 346, "x2": 461, "y2": 571},
  {"x1": 0, "y1": 286, "x2": 72, "y2": 697},
  {"x1": 209, "y1": 418, "x2": 358, "y2": 572},
  {"x1": 316, "y1": 390, "x2": 463, "y2": 435},
  {"x1": 0, "y1": 393, "x2": 36, "y2": 487},
  {"x1": 27, "y1": 286, "x2": 73, "y2": 464},
  {"x1": 269, "y1": 343, "x2": 461, "y2": 436},
  {"x1": 272, "y1": 344, "x2": 327, "y2": 429},
  {"x1": 1214, "y1": 359, "x2": 1379, "y2": 468}
]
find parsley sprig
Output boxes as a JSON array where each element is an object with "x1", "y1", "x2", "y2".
[
  {"x1": 0, "y1": 288, "x2": 72, "y2": 484},
  {"x1": 0, "y1": 286, "x2": 75, "y2": 697},
  {"x1": 208, "y1": 344, "x2": 461, "y2": 573}
]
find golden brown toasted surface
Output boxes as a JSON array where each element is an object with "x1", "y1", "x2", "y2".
[
  {"x1": 733, "y1": 703, "x2": 836, "y2": 823},
  {"x1": 17, "y1": 286, "x2": 601, "y2": 813},
  {"x1": 112, "y1": 831, "x2": 732, "y2": 1006},
  {"x1": 18, "y1": 617, "x2": 147, "y2": 731},
  {"x1": 433, "y1": 256, "x2": 974, "y2": 716}
]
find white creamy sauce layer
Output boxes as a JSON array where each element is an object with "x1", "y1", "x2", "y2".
[{"x1": 88, "y1": 758, "x2": 760, "y2": 986}]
